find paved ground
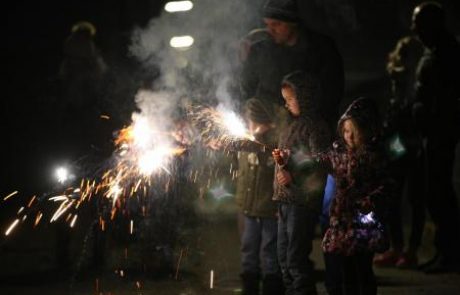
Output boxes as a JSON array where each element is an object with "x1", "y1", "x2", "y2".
[
  {"x1": 1, "y1": 201, "x2": 460, "y2": 295},
  {"x1": 1, "y1": 145, "x2": 459, "y2": 294}
]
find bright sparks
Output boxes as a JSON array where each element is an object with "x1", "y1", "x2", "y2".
[
  {"x1": 3, "y1": 191, "x2": 18, "y2": 201},
  {"x1": 55, "y1": 167, "x2": 69, "y2": 184},
  {"x1": 5, "y1": 219, "x2": 20, "y2": 236},
  {"x1": 220, "y1": 108, "x2": 254, "y2": 140}
]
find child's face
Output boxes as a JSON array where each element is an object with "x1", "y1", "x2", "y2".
[
  {"x1": 342, "y1": 119, "x2": 363, "y2": 150},
  {"x1": 281, "y1": 85, "x2": 300, "y2": 117}
]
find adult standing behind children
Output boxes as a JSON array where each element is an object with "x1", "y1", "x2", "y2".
[
  {"x1": 373, "y1": 36, "x2": 425, "y2": 269},
  {"x1": 240, "y1": 0, "x2": 344, "y2": 131},
  {"x1": 272, "y1": 71, "x2": 331, "y2": 295}
]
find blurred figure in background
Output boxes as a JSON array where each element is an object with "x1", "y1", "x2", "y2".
[
  {"x1": 58, "y1": 21, "x2": 109, "y2": 156},
  {"x1": 411, "y1": 1, "x2": 460, "y2": 274},
  {"x1": 374, "y1": 36, "x2": 425, "y2": 269}
]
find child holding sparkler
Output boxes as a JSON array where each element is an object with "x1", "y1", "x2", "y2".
[
  {"x1": 317, "y1": 97, "x2": 390, "y2": 295},
  {"x1": 236, "y1": 98, "x2": 284, "y2": 295},
  {"x1": 272, "y1": 71, "x2": 331, "y2": 295}
]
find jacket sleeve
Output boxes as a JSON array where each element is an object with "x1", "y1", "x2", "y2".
[
  {"x1": 240, "y1": 43, "x2": 260, "y2": 100},
  {"x1": 284, "y1": 122, "x2": 330, "y2": 210}
]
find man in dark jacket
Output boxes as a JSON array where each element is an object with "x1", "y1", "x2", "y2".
[
  {"x1": 411, "y1": 1, "x2": 460, "y2": 274},
  {"x1": 240, "y1": 0, "x2": 344, "y2": 131},
  {"x1": 273, "y1": 71, "x2": 331, "y2": 295}
]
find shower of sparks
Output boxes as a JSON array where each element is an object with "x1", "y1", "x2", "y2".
[
  {"x1": 2, "y1": 114, "x2": 187, "y2": 236},
  {"x1": 189, "y1": 105, "x2": 255, "y2": 150}
]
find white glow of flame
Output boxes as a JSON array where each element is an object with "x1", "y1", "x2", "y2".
[
  {"x1": 164, "y1": 1, "x2": 193, "y2": 13},
  {"x1": 138, "y1": 146, "x2": 171, "y2": 175},
  {"x1": 170, "y1": 36, "x2": 194, "y2": 49},
  {"x1": 108, "y1": 183, "x2": 123, "y2": 201},
  {"x1": 55, "y1": 167, "x2": 69, "y2": 184},
  {"x1": 221, "y1": 109, "x2": 253, "y2": 139},
  {"x1": 132, "y1": 118, "x2": 152, "y2": 148}
]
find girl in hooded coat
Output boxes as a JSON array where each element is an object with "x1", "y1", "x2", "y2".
[{"x1": 317, "y1": 97, "x2": 390, "y2": 295}]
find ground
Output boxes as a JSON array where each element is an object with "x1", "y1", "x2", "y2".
[{"x1": 1, "y1": 195, "x2": 460, "y2": 295}]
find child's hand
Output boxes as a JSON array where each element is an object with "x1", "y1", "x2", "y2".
[
  {"x1": 272, "y1": 149, "x2": 284, "y2": 165},
  {"x1": 277, "y1": 170, "x2": 292, "y2": 186}
]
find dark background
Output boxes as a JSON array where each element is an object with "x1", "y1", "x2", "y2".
[
  {"x1": 1, "y1": 1, "x2": 460, "y2": 294},
  {"x1": 3, "y1": 0, "x2": 460, "y2": 213}
]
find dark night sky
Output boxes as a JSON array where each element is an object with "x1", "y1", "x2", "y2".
[{"x1": 4, "y1": 0, "x2": 165, "y2": 195}]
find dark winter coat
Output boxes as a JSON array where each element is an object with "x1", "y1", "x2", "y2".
[
  {"x1": 318, "y1": 98, "x2": 391, "y2": 255},
  {"x1": 413, "y1": 31, "x2": 460, "y2": 145},
  {"x1": 235, "y1": 130, "x2": 278, "y2": 218},
  {"x1": 272, "y1": 72, "x2": 331, "y2": 214},
  {"x1": 240, "y1": 26, "x2": 344, "y2": 129}
]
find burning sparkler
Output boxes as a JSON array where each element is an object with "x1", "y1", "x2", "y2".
[
  {"x1": 3, "y1": 110, "x2": 188, "y2": 237},
  {"x1": 187, "y1": 104, "x2": 272, "y2": 153}
]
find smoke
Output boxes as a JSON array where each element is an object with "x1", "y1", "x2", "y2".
[
  {"x1": 132, "y1": 89, "x2": 179, "y2": 132},
  {"x1": 129, "y1": 0, "x2": 264, "y2": 107},
  {"x1": 126, "y1": 0, "x2": 265, "y2": 194}
]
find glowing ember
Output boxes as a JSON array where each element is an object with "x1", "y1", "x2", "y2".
[
  {"x1": 5, "y1": 219, "x2": 20, "y2": 236},
  {"x1": 3, "y1": 191, "x2": 18, "y2": 201}
]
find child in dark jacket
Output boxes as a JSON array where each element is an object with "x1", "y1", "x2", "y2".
[
  {"x1": 272, "y1": 71, "x2": 331, "y2": 295},
  {"x1": 317, "y1": 97, "x2": 390, "y2": 295},
  {"x1": 236, "y1": 98, "x2": 283, "y2": 295}
]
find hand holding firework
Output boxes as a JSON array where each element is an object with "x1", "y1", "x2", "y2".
[
  {"x1": 272, "y1": 149, "x2": 294, "y2": 186},
  {"x1": 272, "y1": 148, "x2": 285, "y2": 166}
]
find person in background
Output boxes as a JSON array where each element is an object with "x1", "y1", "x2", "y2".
[
  {"x1": 411, "y1": 1, "x2": 460, "y2": 274},
  {"x1": 373, "y1": 36, "x2": 425, "y2": 269}
]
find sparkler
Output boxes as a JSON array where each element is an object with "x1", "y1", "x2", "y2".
[
  {"x1": 2, "y1": 112, "x2": 187, "y2": 237},
  {"x1": 188, "y1": 104, "x2": 267, "y2": 152}
]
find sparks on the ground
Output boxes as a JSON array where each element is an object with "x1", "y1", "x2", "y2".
[
  {"x1": 5, "y1": 218, "x2": 20, "y2": 236},
  {"x1": 3, "y1": 191, "x2": 18, "y2": 201}
]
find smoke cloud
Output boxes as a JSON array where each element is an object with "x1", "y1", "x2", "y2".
[{"x1": 129, "y1": 0, "x2": 264, "y2": 107}]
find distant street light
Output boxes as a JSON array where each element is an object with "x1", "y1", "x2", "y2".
[
  {"x1": 164, "y1": 1, "x2": 193, "y2": 13},
  {"x1": 170, "y1": 36, "x2": 194, "y2": 49}
]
